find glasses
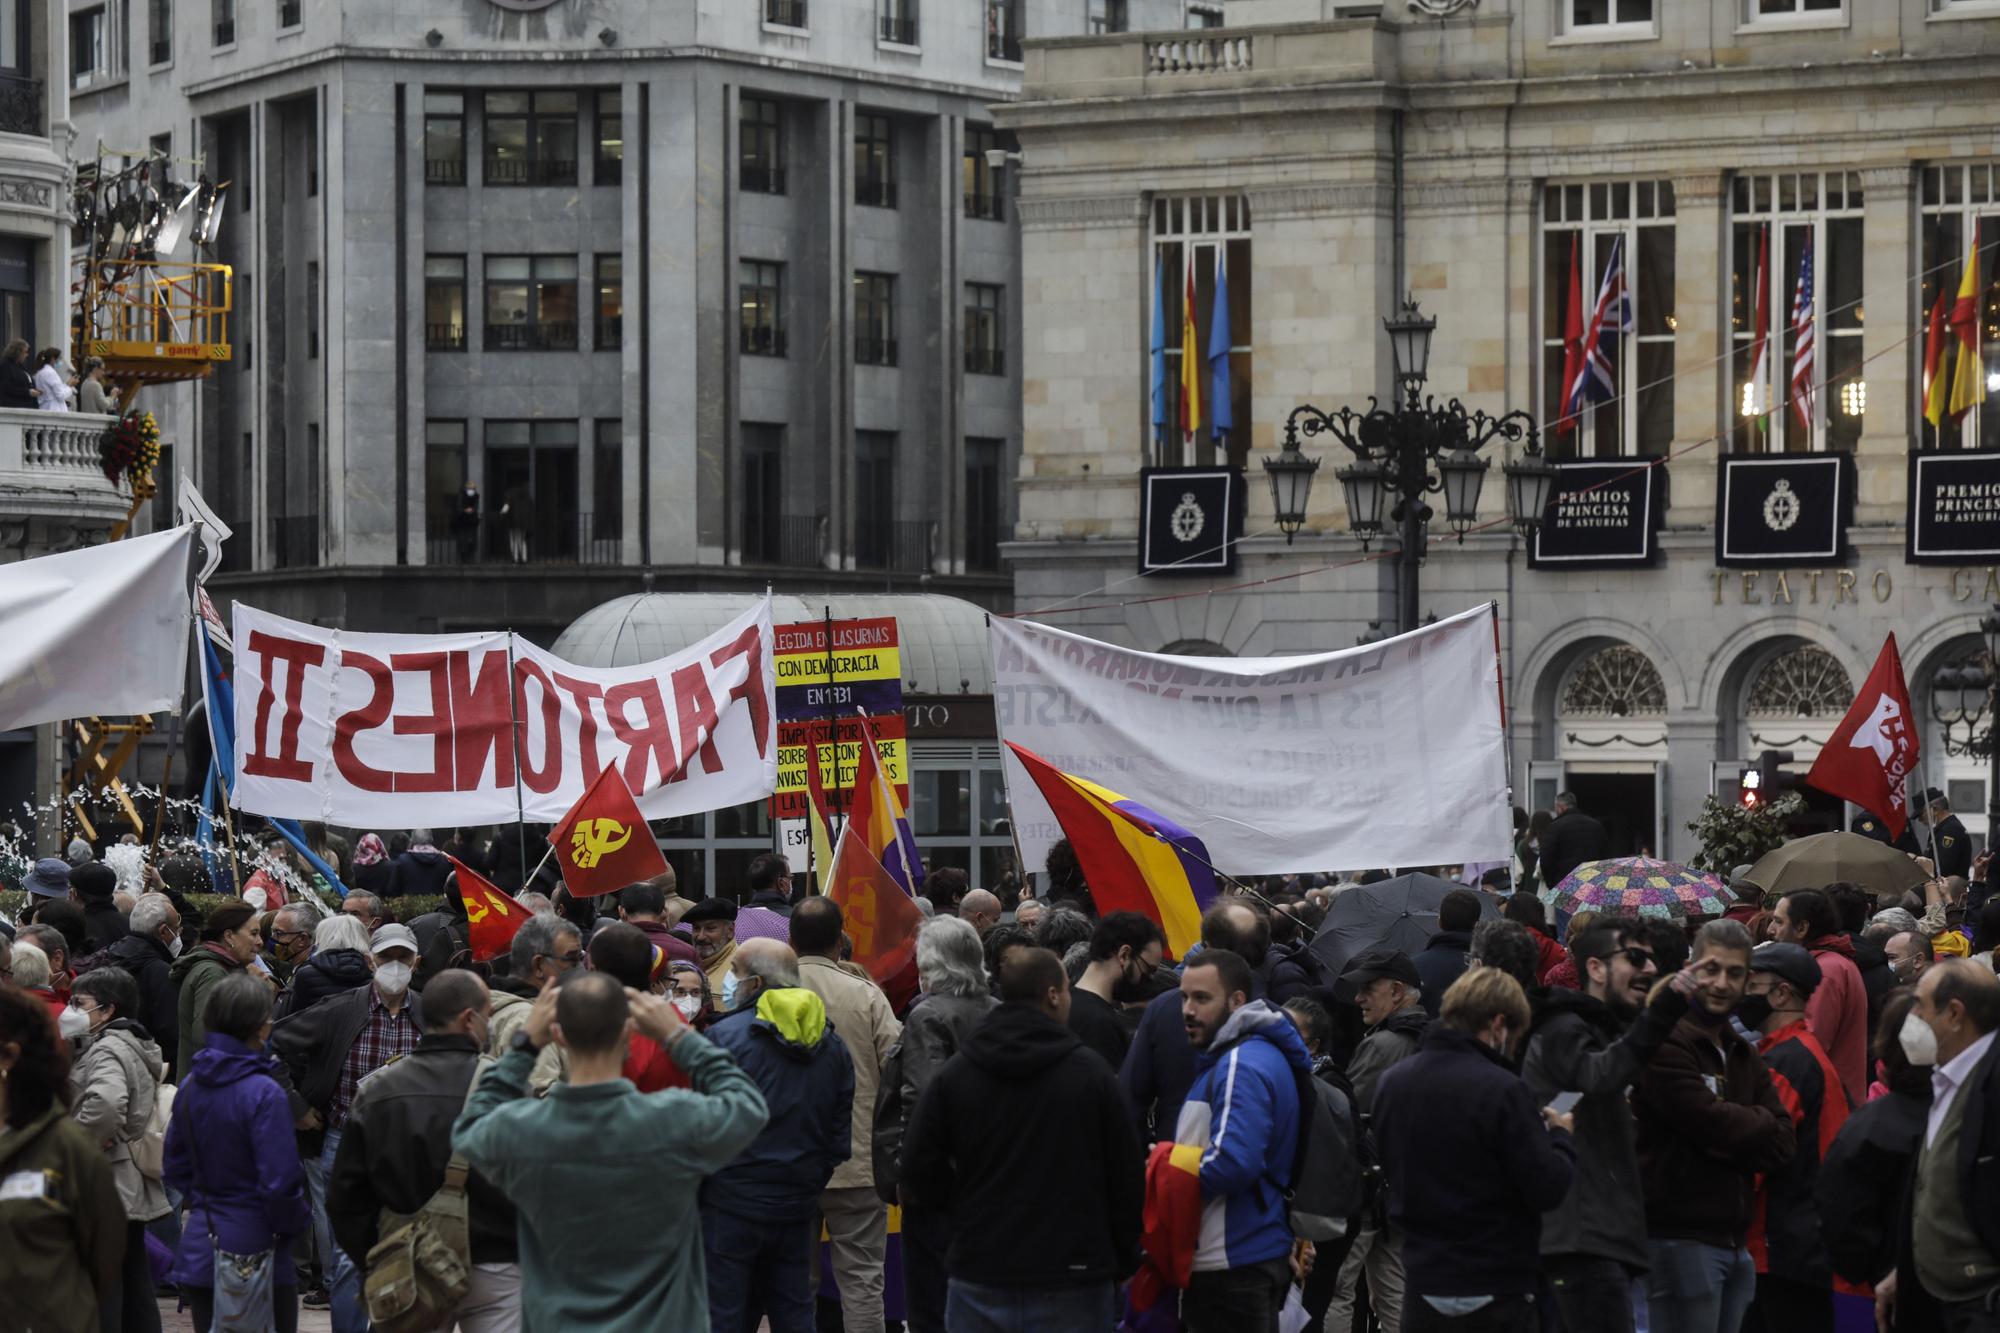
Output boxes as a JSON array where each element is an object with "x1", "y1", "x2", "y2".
[
  {"x1": 540, "y1": 951, "x2": 584, "y2": 968},
  {"x1": 1619, "y1": 947, "x2": 1658, "y2": 969}
]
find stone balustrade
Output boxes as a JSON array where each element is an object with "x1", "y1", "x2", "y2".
[
  {"x1": 1146, "y1": 35, "x2": 1254, "y2": 76},
  {"x1": 0, "y1": 409, "x2": 136, "y2": 557}
]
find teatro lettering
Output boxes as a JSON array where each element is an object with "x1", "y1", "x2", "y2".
[{"x1": 1708, "y1": 564, "x2": 2000, "y2": 608}]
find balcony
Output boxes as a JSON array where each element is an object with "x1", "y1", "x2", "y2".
[
  {"x1": 741, "y1": 164, "x2": 787, "y2": 195},
  {"x1": 765, "y1": 0, "x2": 807, "y2": 28},
  {"x1": 596, "y1": 315, "x2": 623, "y2": 351},
  {"x1": 880, "y1": 14, "x2": 919, "y2": 45},
  {"x1": 741, "y1": 325, "x2": 787, "y2": 357},
  {"x1": 965, "y1": 346, "x2": 1005, "y2": 376},
  {"x1": 987, "y1": 31, "x2": 1023, "y2": 62},
  {"x1": 426, "y1": 510, "x2": 621, "y2": 566},
  {"x1": 856, "y1": 336, "x2": 898, "y2": 368},
  {"x1": 856, "y1": 178, "x2": 897, "y2": 209},
  {"x1": 855, "y1": 518, "x2": 934, "y2": 573},
  {"x1": 213, "y1": 19, "x2": 235, "y2": 46},
  {"x1": 268, "y1": 516, "x2": 320, "y2": 570},
  {"x1": 483, "y1": 156, "x2": 578, "y2": 187},
  {"x1": 964, "y1": 191, "x2": 1004, "y2": 222},
  {"x1": 425, "y1": 156, "x2": 465, "y2": 186},
  {"x1": 0, "y1": 74, "x2": 43, "y2": 136},
  {"x1": 966, "y1": 517, "x2": 1005, "y2": 572},
  {"x1": 742, "y1": 512, "x2": 827, "y2": 567},
  {"x1": 484, "y1": 320, "x2": 578, "y2": 352},
  {"x1": 426, "y1": 323, "x2": 466, "y2": 351}
]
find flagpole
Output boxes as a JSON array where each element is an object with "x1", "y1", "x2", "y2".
[
  {"x1": 505, "y1": 635, "x2": 528, "y2": 890},
  {"x1": 822, "y1": 606, "x2": 843, "y2": 833}
]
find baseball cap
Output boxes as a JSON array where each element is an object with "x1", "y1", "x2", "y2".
[
  {"x1": 1750, "y1": 941, "x2": 1821, "y2": 997},
  {"x1": 370, "y1": 923, "x2": 421, "y2": 957}
]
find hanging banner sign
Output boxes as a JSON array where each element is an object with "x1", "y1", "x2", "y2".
[
  {"x1": 1527, "y1": 459, "x2": 1663, "y2": 570},
  {"x1": 1908, "y1": 450, "x2": 2000, "y2": 566},
  {"x1": 230, "y1": 599, "x2": 776, "y2": 827},
  {"x1": 992, "y1": 605, "x2": 1510, "y2": 876},
  {"x1": 1716, "y1": 453, "x2": 1851, "y2": 568},
  {"x1": 1139, "y1": 466, "x2": 1243, "y2": 577},
  {"x1": 770, "y1": 617, "x2": 907, "y2": 820}
]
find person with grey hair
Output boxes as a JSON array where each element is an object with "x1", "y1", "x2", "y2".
[
  {"x1": 897, "y1": 916, "x2": 999, "y2": 1332},
  {"x1": 1870, "y1": 906, "x2": 1922, "y2": 938},
  {"x1": 13, "y1": 939, "x2": 53, "y2": 998},
  {"x1": 106, "y1": 892, "x2": 184, "y2": 1073},
  {"x1": 516, "y1": 891, "x2": 555, "y2": 917},
  {"x1": 341, "y1": 888, "x2": 385, "y2": 934},
  {"x1": 487, "y1": 912, "x2": 581, "y2": 1094},
  {"x1": 277, "y1": 910, "x2": 375, "y2": 1019},
  {"x1": 702, "y1": 938, "x2": 854, "y2": 1332},
  {"x1": 1033, "y1": 905, "x2": 1093, "y2": 960}
]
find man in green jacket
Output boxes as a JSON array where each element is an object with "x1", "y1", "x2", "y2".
[{"x1": 453, "y1": 969, "x2": 769, "y2": 1332}]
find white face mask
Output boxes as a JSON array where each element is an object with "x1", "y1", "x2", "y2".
[
  {"x1": 374, "y1": 961, "x2": 414, "y2": 997},
  {"x1": 59, "y1": 1005, "x2": 91, "y2": 1040},
  {"x1": 1900, "y1": 1012, "x2": 1940, "y2": 1068},
  {"x1": 165, "y1": 932, "x2": 184, "y2": 958},
  {"x1": 672, "y1": 995, "x2": 702, "y2": 1020}
]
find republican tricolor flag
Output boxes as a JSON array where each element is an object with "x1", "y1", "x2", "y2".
[{"x1": 1805, "y1": 635, "x2": 1920, "y2": 843}]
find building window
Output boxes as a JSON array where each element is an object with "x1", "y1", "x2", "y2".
[
  {"x1": 966, "y1": 437, "x2": 1004, "y2": 572},
  {"x1": 765, "y1": 0, "x2": 807, "y2": 29},
  {"x1": 212, "y1": 0, "x2": 234, "y2": 46},
  {"x1": 150, "y1": 131, "x2": 170, "y2": 161},
  {"x1": 1562, "y1": 0, "x2": 1653, "y2": 32},
  {"x1": 423, "y1": 93, "x2": 465, "y2": 186},
  {"x1": 855, "y1": 431, "x2": 897, "y2": 569},
  {"x1": 595, "y1": 90, "x2": 622, "y2": 186},
  {"x1": 1745, "y1": 0, "x2": 1841, "y2": 18},
  {"x1": 1731, "y1": 171, "x2": 1864, "y2": 453},
  {"x1": 1087, "y1": 0, "x2": 1128, "y2": 33},
  {"x1": 1747, "y1": 645, "x2": 1854, "y2": 719},
  {"x1": 485, "y1": 419, "x2": 582, "y2": 562},
  {"x1": 484, "y1": 255, "x2": 580, "y2": 351},
  {"x1": 855, "y1": 272, "x2": 897, "y2": 367},
  {"x1": 986, "y1": 0, "x2": 1022, "y2": 61},
  {"x1": 1187, "y1": 2, "x2": 1224, "y2": 25},
  {"x1": 740, "y1": 97, "x2": 785, "y2": 195},
  {"x1": 148, "y1": 0, "x2": 170, "y2": 63},
  {"x1": 70, "y1": 8, "x2": 106, "y2": 87},
  {"x1": 425, "y1": 419, "x2": 469, "y2": 562},
  {"x1": 964, "y1": 125, "x2": 1006, "y2": 221},
  {"x1": 1920, "y1": 164, "x2": 2000, "y2": 449},
  {"x1": 965, "y1": 284, "x2": 1004, "y2": 376},
  {"x1": 1152, "y1": 194, "x2": 1254, "y2": 469},
  {"x1": 742, "y1": 424, "x2": 785, "y2": 564},
  {"x1": 305, "y1": 111, "x2": 318, "y2": 196},
  {"x1": 740, "y1": 261, "x2": 786, "y2": 356},
  {"x1": 278, "y1": 0, "x2": 301, "y2": 29},
  {"x1": 425, "y1": 256, "x2": 467, "y2": 351},
  {"x1": 595, "y1": 255, "x2": 622, "y2": 351},
  {"x1": 1560, "y1": 645, "x2": 1668, "y2": 717},
  {"x1": 305, "y1": 262, "x2": 319, "y2": 359},
  {"x1": 590, "y1": 419, "x2": 621, "y2": 556},
  {"x1": 880, "y1": 0, "x2": 918, "y2": 45},
  {"x1": 484, "y1": 91, "x2": 578, "y2": 187},
  {"x1": 1540, "y1": 180, "x2": 1677, "y2": 459},
  {"x1": 855, "y1": 114, "x2": 895, "y2": 209}
]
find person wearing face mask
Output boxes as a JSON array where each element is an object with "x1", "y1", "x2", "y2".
[
  {"x1": 586, "y1": 923, "x2": 691, "y2": 1093},
  {"x1": 1522, "y1": 922, "x2": 1698, "y2": 1333},
  {"x1": 1814, "y1": 989, "x2": 1934, "y2": 1325},
  {"x1": 105, "y1": 892, "x2": 184, "y2": 1076},
  {"x1": 1069, "y1": 911, "x2": 1164, "y2": 1071},
  {"x1": 269, "y1": 923, "x2": 426, "y2": 1333},
  {"x1": 667, "y1": 960, "x2": 714, "y2": 1028},
  {"x1": 1374, "y1": 966, "x2": 1577, "y2": 1333},
  {"x1": 66, "y1": 965, "x2": 171, "y2": 1333},
  {"x1": 326, "y1": 970, "x2": 522, "y2": 1333},
  {"x1": 169, "y1": 900, "x2": 264, "y2": 1082},
  {"x1": 1633, "y1": 920, "x2": 1796, "y2": 1333},
  {"x1": 1739, "y1": 942, "x2": 1848, "y2": 1332}
]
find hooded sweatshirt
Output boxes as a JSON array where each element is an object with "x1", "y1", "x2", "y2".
[
  {"x1": 1803, "y1": 933, "x2": 1868, "y2": 1108},
  {"x1": 387, "y1": 847, "x2": 453, "y2": 899},
  {"x1": 701, "y1": 985, "x2": 854, "y2": 1220},
  {"x1": 1175, "y1": 999, "x2": 1315, "y2": 1272}
]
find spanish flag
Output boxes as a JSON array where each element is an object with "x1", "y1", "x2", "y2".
[
  {"x1": 1923, "y1": 286, "x2": 1951, "y2": 429},
  {"x1": 1005, "y1": 742, "x2": 1218, "y2": 958},
  {"x1": 1949, "y1": 231, "x2": 1986, "y2": 424},
  {"x1": 1179, "y1": 250, "x2": 1202, "y2": 438},
  {"x1": 449, "y1": 856, "x2": 530, "y2": 963}
]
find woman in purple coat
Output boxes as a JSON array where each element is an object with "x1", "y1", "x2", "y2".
[{"x1": 163, "y1": 971, "x2": 311, "y2": 1332}]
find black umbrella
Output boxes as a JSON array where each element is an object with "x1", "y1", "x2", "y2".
[{"x1": 1306, "y1": 872, "x2": 1500, "y2": 981}]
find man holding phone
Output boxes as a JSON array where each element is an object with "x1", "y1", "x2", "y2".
[{"x1": 1523, "y1": 921, "x2": 1697, "y2": 1333}]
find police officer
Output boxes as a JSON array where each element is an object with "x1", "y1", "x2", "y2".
[
  {"x1": 1851, "y1": 809, "x2": 1920, "y2": 855},
  {"x1": 1923, "y1": 788, "x2": 1973, "y2": 880}
]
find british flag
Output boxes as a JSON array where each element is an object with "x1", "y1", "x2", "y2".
[
  {"x1": 1563, "y1": 236, "x2": 1634, "y2": 420},
  {"x1": 1789, "y1": 237, "x2": 1816, "y2": 434}
]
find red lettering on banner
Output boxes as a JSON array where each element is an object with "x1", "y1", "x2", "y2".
[
  {"x1": 553, "y1": 674, "x2": 607, "y2": 787},
  {"x1": 241, "y1": 631, "x2": 326, "y2": 782},
  {"x1": 665, "y1": 663, "x2": 722, "y2": 784},
  {"x1": 331, "y1": 653, "x2": 395, "y2": 792},
  {"x1": 448, "y1": 649, "x2": 515, "y2": 790},
  {"x1": 709, "y1": 626, "x2": 771, "y2": 756},
  {"x1": 390, "y1": 652, "x2": 454, "y2": 793},
  {"x1": 512, "y1": 659, "x2": 564, "y2": 795},
  {"x1": 604, "y1": 679, "x2": 674, "y2": 792}
]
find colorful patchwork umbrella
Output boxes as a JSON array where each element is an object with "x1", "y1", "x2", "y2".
[{"x1": 1549, "y1": 856, "x2": 1733, "y2": 921}]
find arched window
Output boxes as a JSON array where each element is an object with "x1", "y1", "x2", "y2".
[
  {"x1": 1559, "y1": 645, "x2": 1667, "y2": 718},
  {"x1": 1746, "y1": 645, "x2": 1854, "y2": 718},
  {"x1": 1159, "y1": 638, "x2": 1233, "y2": 657}
]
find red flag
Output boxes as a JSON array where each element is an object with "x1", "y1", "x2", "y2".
[
  {"x1": 546, "y1": 765, "x2": 669, "y2": 898},
  {"x1": 1555, "y1": 234, "x2": 1585, "y2": 437},
  {"x1": 448, "y1": 855, "x2": 530, "y2": 963},
  {"x1": 1805, "y1": 635, "x2": 1920, "y2": 841},
  {"x1": 825, "y1": 820, "x2": 922, "y2": 991}
]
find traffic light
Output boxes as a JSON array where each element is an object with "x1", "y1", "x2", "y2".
[
  {"x1": 1740, "y1": 767, "x2": 1763, "y2": 810},
  {"x1": 1757, "y1": 749, "x2": 1800, "y2": 803}
]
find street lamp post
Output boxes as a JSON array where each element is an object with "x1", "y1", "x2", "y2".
[
  {"x1": 1262, "y1": 297, "x2": 1557, "y2": 634},
  {"x1": 1928, "y1": 603, "x2": 2000, "y2": 847}
]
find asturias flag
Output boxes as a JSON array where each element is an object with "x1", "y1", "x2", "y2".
[
  {"x1": 1805, "y1": 634, "x2": 1920, "y2": 843},
  {"x1": 547, "y1": 763, "x2": 669, "y2": 897},
  {"x1": 1208, "y1": 249, "x2": 1233, "y2": 440},
  {"x1": 1004, "y1": 741, "x2": 1219, "y2": 958},
  {"x1": 449, "y1": 855, "x2": 531, "y2": 962}
]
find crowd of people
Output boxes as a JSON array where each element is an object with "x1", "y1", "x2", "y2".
[{"x1": 1, "y1": 803, "x2": 1998, "y2": 1333}]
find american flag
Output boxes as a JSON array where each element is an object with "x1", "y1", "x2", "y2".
[
  {"x1": 1789, "y1": 237, "x2": 1815, "y2": 434},
  {"x1": 1565, "y1": 236, "x2": 1634, "y2": 419}
]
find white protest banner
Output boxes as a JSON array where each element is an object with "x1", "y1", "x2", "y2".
[
  {"x1": 231, "y1": 598, "x2": 775, "y2": 827},
  {"x1": 992, "y1": 605, "x2": 1509, "y2": 875},
  {"x1": 0, "y1": 525, "x2": 196, "y2": 730}
]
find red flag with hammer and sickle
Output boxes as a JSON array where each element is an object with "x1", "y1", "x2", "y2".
[
  {"x1": 449, "y1": 855, "x2": 530, "y2": 962},
  {"x1": 547, "y1": 765, "x2": 669, "y2": 898},
  {"x1": 826, "y1": 818, "x2": 923, "y2": 1010}
]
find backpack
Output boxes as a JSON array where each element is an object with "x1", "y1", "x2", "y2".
[
  {"x1": 1283, "y1": 1066, "x2": 1365, "y2": 1243},
  {"x1": 128, "y1": 1071, "x2": 173, "y2": 1181},
  {"x1": 361, "y1": 1057, "x2": 489, "y2": 1333},
  {"x1": 870, "y1": 1040, "x2": 908, "y2": 1208}
]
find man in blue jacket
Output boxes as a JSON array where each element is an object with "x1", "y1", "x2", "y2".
[
  {"x1": 1176, "y1": 946, "x2": 1314, "y2": 1333},
  {"x1": 700, "y1": 937, "x2": 855, "y2": 1333}
]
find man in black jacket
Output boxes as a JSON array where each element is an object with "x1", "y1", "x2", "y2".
[
  {"x1": 901, "y1": 946, "x2": 1143, "y2": 1331},
  {"x1": 1538, "y1": 792, "x2": 1611, "y2": 890},
  {"x1": 1412, "y1": 890, "x2": 1483, "y2": 1019},
  {"x1": 1524, "y1": 921, "x2": 1695, "y2": 1333},
  {"x1": 327, "y1": 969, "x2": 520, "y2": 1329},
  {"x1": 105, "y1": 892, "x2": 181, "y2": 1074},
  {"x1": 71, "y1": 862, "x2": 127, "y2": 955},
  {"x1": 1121, "y1": 900, "x2": 1270, "y2": 1142}
]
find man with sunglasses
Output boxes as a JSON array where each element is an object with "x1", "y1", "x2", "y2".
[{"x1": 1523, "y1": 922, "x2": 1697, "y2": 1333}]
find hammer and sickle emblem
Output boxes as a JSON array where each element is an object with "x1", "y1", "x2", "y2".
[
  {"x1": 465, "y1": 896, "x2": 487, "y2": 925},
  {"x1": 570, "y1": 818, "x2": 633, "y2": 869}
]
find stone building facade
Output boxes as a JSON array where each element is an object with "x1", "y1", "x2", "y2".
[{"x1": 1001, "y1": 0, "x2": 2000, "y2": 863}]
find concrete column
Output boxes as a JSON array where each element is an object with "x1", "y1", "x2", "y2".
[
  {"x1": 1855, "y1": 163, "x2": 1914, "y2": 521},
  {"x1": 1667, "y1": 171, "x2": 1726, "y2": 527},
  {"x1": 1664, "y1": 713, "x2": 1724, "y2": 864}
]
